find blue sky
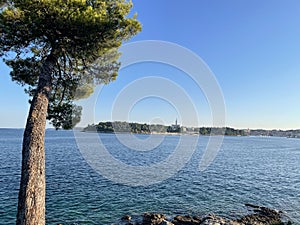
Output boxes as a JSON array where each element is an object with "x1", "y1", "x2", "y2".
[{"x1": 1, "y1": 0, "x2": 300, "y2": 129}]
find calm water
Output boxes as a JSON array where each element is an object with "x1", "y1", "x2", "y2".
[{"x1": 0, "y1": 129, "x2": 299, "y2": 224}]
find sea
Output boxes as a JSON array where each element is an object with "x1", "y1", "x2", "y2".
[{"x1": 0, "y1": 129, "x2": 299, "y2": 225}]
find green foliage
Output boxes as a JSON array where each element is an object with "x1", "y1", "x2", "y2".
[
  {"x1": 85, "y1": 123, "x2": 249, "y2": 136},
  {"x1": 150, "y1": 124, "x2": 168, "y2": 133},
  {"x1": 199, "y1": 127, "x2": 246, "y2": 136},
  {"x1": 167, "y1": 125, "x2": 181, "y2": 133},
  {"x1": 199, "y1": 127, "x2": 210, "y2": 135},
  {"x1": 0, "y1": 0, "x2": 141, "y2": 129},
  {"x1": 84, "y1": 121, "x2": 152, "y2": 134},
  {"x1": 47, "y1": 102, "x2": 82, "y2": 130},
  {"x1": 4, "y1": 57, "x2": 40, "y2": 86}
]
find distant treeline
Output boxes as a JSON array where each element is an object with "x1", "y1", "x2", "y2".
[
  {"x1": 199, "y1": 127, "x2": 246, "y2": 136},
  {"x1": 84, "y1": 121, "x2": 152, "y2": 134},
  {"x1": 83, "y1": 122, "x2": 246, "y2": 136},
  {"x1": 83, "y1": 122, "x2": 300, "y2": 138},
  {"x1": 250, "y1": 129, "x2": 300, "y2": 138}
]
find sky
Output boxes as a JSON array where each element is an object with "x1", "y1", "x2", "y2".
[{"x1": 1, "y1": 0, "x2": 300, "y2": 129}]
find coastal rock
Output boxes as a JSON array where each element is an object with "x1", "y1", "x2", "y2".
[
  {"x1": 119, "y1": 205, "x2": 287, "y2": 225},
  {"x1": 122, "y1": 215, "x2": 132, "y2": 221},
  {"x1": 142, "y1": 213, "x2": 166, "y2": 225},
  {"x1": 160, "y1": 219, "x2": 175, "y2": 225},
  {"x1": 173, "y1": 215, "x2": 201, "y2": 225},
  {"x1": 199, "y1": 214, "x2": 233, "y2": 225},
  {"x1": 236, "y1": 204, "x2": 282, "y2": 225}
]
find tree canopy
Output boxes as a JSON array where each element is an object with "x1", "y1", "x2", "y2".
[
  {"x1": 1, "y1": 1, "x2": 141, "y2": 224},
  {"x1": 0, "y1": 0, "x2": 141, "y2": 129}
]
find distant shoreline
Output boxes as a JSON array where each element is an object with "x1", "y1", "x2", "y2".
[
  {"x1": 82, "y1": 121, "x2": 300, "y2": 138},
  {"x1": 1, "y1": 127, "x2": 299, "y2": 138}
]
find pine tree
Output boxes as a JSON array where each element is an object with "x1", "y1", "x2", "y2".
[{"x1": 0, "y1": 1, "x2": 141, "y2": 224}]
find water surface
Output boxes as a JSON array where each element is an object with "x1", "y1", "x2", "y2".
[{"x1": 0, "y1": 129, "x2": 299, "y2": 224}]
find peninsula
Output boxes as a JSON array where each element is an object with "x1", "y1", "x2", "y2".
[{"x1": 83, "y1": 121, "x2": 300, "y2": 138}]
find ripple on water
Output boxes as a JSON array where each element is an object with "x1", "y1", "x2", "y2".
[{"x1": 0, "y1": 130, "x2": 299, "y2": 224}]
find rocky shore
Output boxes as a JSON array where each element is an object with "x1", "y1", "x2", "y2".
[{"x1": 117, "y1": 204, "x2": 293, "y2": 225}]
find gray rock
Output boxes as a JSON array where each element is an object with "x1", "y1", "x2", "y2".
[
  {"x1": 173, "y1": 215, "x2": 201, "y2": 225},
  {"x1": 160, "y1": 219, "x2": 175, "y2": 225},
  {"x1": 236, "y1": 205, "x2": 282, "y2": 225},
  {"x1": 117, "y1": 205, "x2": 286, "y2": 225},
  {"x1": 122, "y1": 215, "x2": 132, "y2": 221},
  {"x1": 199, "y1": 215, "x2": 231, "y2": 225},
  {"x1": 142, "y1": 213, "x2": 166, "y2": 225}
]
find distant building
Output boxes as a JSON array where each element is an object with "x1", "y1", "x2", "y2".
[
  {"x1": 167, "y1": 119, "x2": 181, "y2": 133},
  {"x1": 243, "y1": 128, "x2": 251, "y2": 136}
]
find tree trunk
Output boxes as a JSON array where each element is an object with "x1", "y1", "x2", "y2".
[{"x1": 17, "y1": 55, "x2": 55, "y2": 225}]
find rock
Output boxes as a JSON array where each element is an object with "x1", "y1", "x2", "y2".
[
  {"x1": 160, "y1": 219, "x2": 175, "y2": 225},
  {"x1": 122, "y1": 215, "x2": 132, "y2": 221},
  {"x1": 236, "y1": 205, "x2": 282, "y2": 225},
  {"x1": 245, "y1": 203, "x2": 260, "y2": 209},
  {"x1": 199, "y1": 214, "x2": 229, "y2": 225},
  {"x1": 117, "y1": 205, "x2": 286, "y2": 225},
  {"x1": 173, "y1": 215, "x2": 201, "y2": 225},
  {"x1": 142, "y1": 213, "x2": 166, "y2": 225},
  {"x1": 227, "y1": 222, "x2": 240, "y2": 225}
]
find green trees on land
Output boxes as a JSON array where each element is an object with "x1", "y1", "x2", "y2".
[
  {"x1": 85, "y1": 122, "x2": 151, "y2": 134},
  {"x1": 85, "y1": 122, "x2": 173, "y2": 133},
  {"x1": 0, "y1": 1, "x2": 141, "y2": 224},
  {"x1": 85, "y1": 122, "x2": 246, "y2": 136},
  {"x1": 199, "y1": 127, "x2": 245, "y2": 136},
  {"x1": 224, "y1": 127, "x2": 245, "y2": 136}
]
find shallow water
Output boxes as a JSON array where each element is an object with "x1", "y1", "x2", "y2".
[{"x1": 0, "y1": 129, "x2": 299, "y2": 224}]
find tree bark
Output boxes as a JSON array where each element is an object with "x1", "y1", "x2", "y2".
[{"x1": 17, "y1": 54, "x2": 56, "y2": 225}]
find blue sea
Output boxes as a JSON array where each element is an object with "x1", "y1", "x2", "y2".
[{"x1": 0, "y1": 129, "x2": 299, "y2": 224}]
